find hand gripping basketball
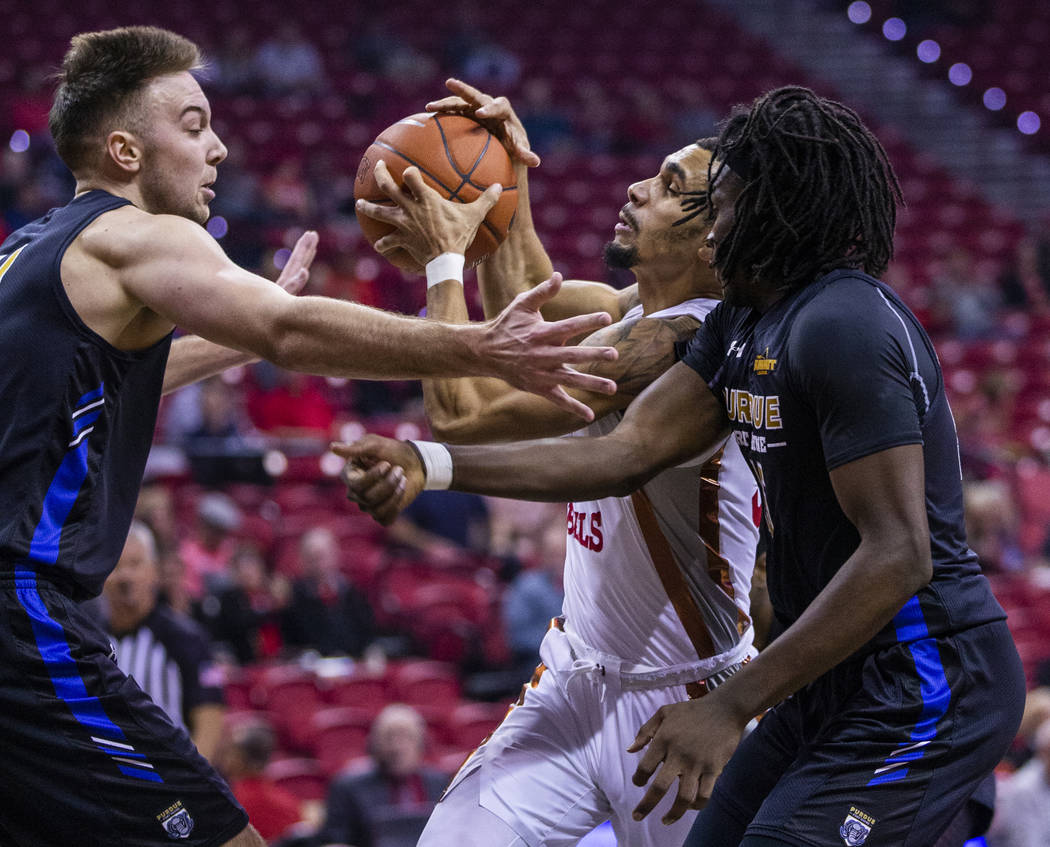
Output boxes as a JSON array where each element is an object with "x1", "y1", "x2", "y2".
[{"x1": 355, "y1": 160, "x2": 503, "y2": 271}]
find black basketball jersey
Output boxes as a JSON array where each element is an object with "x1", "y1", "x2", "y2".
[
  {"x1": 0, "y1": 190, "x2": 172, "y2": 597},
  {"x1": 682, "y1": 269, "x2": 1004, "y2": 652}
]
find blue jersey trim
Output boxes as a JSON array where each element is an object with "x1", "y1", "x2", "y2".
[
  {"x1": 14, "y1": 567, "x2": 126, "y2": 740},
  {"x1": 14, "y1": 567, "x2": 165, "y2": 782},
  {"x1": 27, "y1": 382, "x2": 104, "y2": 564},
  {"x1": 118, "y1": 764, "x2": 164, "y2": 783},
  {"x1": 867, "y1": 596, "x2": 951, "y2": 786}
]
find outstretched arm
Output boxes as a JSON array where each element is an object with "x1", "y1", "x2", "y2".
[
  {"x1": 427, "y1": 78, "x2": 636, "y2": 323},
  {"x1": 162, "y1": 230, "x2": 318, "y2": 394},
  {"x1": 335, "y1": 359, "x2": 729, "y2": 523},
  {"x1": 107, "y1": 203, "x2": 617, "y2": 419},
  {"x1": 423, "y1": 275, "x2": 698, "y2": 442}
]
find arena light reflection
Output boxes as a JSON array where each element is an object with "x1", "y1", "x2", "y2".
[
  {"x1": 847, "y1": 1, "x2": 871, "y2": 24},
  {"x1": 916, "y1": 40, "x2": 941, "y2": 63},
  {"x1": 948, "y1": 63, "x2": 973, "y2": 86},
  {"x1": 882, "y1": 17, "x2": 907, "y2": 41}
]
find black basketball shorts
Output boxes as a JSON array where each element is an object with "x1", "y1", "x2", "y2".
[
  {"x1": 686, "y1": 616, "x2": 1025, "y2": 847},
  {"x1": 0, "y1": 571, "x2": 248, "y2": 846}
]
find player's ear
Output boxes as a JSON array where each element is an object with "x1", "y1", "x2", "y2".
[{"x1": 105, "y1": 129, "x2": 144, "y2": 175}]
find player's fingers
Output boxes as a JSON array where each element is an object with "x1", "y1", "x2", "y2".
[
  {"x1": 474, "y1": 182, "x2": 503, "y2": 216},
  {"x1": 371, "y1": 159, "x2": 404, "y2": 201},
  {"x1": 350, "y1": 462, "x2": 405, "y2": 507},
  {"x1": 278, "y1": 268, "x2": 309, "y2": 295},
  {"x1": 694, "y1": 773, "x2": 718, "y2": 809},
  {"x1": 663, "y1": 769, "x2": 700, "y2": 825},
  {"x1": 474, "y1": 96, "x2": 514, "y2": 122},
  {"x1": 540, "y1": 387, "x2": 596, "y2": 422},
  {"x1": 355, "y1": 198, "x2": 401, "y2": 225},
  {"x1": 425, "y1": 95, "x2": 472, "y2": 113},
  {"x1": 625, "y1": 713, "x2": 659, "y2": 755},
  {"x1": 444, "y1": 78, "x2": 490, "y2": 106},
  {"x1": 288, "y1": 229, "x2": 319, "y2": 271},
  {"x1": 628, "y1": 711, "x2": 664, "y2": 755},
  {"x1": 372, "y1": 234, "x2": 407, "y2": 256},
  {"x1": 401, "y1": 166, "x2": 438, "y2": 200},
  {"x1": 631, "y1": 763, "x2": 676, "y2": 821},
  {"x1": 543, "y1": 314, "x2": 618, "y2": 347},
  {"x1": 551, "y1": 367, "x2": 617, "y2": 397},
  {"x1": 513, "y1": 272, "x2": 563, "y2": 311}
]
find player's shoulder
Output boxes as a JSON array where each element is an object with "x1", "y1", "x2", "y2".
[
  {"x1": 77, "y1": 205, "x2": 214, "y2": 268},
  {"x1": 790, "y1": 271, "x2": 899, "y2": 338}
]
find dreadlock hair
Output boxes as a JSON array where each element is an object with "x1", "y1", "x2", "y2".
[
  {"x1": 49, "y1": 26, "x2": 202, "y2": 173},
  {"x1": 710, "y1": 86, "x2": 902, "y2": 294}
]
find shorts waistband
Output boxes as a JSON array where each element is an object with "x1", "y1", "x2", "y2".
[
  {"x1": 0, "y1": 563, "x2": 86, "y2": 598},
  {"x1": 546, "y1": 617, "x2": 755, "y2": 692}
]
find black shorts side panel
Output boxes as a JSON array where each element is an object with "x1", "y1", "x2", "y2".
[{"x1": 0, "y1": 576, "x2": 247, "y2": 846}]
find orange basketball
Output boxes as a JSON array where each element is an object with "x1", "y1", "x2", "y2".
[{"x1": 354, "y1": 113, "x2": 517, "y2": 271}]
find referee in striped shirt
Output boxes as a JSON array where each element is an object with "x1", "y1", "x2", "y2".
[{"x1": 100, "y1": 521, "x2": 227, "y2": 763}]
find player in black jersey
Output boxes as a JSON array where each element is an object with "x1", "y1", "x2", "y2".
[
  {"x1": 339, "y1": 86, "x2": 1025, "y2": 846},
  {"x1": 0, "y1": 26, "x2": 621, "y2": 847}
]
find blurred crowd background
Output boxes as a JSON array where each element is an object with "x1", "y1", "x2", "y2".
[{"x1": 4, "y1": 0, "x2": 1050, "y2": 844}]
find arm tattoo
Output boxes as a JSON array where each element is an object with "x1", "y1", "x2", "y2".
[{"x1": 581, "y1": 313, "x2": 702, "y2": 398}]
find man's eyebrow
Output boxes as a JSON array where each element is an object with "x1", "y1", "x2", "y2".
[
  {"x1": 664, "y1": 161, "x2": 687, "y2": 183},
  {"x1": 180, "y1": 106, "x2": 207, "y2": 120}
]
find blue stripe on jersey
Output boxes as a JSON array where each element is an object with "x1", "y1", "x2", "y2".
[
  {"x1": 118, "y1": 765, "x2": 164, "y2": 783},
  {"x1": 14, "y1": 567, "x2": 126, "y2": 740},
  {"x1": 867, "y1": 596, "x2": 951, "y2": 786},
  {"x1": 71, "y1": 408, "x2": 101, "y2": 438},
  {"x1": 14, "y1": 566, "x2": 165, "y2": 783},
  {"x1": 27, "y1": 382, "x2": 103, "y2": 564},
  {"x1": 75, "y1": 384, "x2": 105, "y2": 407}
]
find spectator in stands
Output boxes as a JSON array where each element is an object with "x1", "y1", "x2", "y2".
[
  {"x1": 222, "y1": 719, "x2": 306, "y2": 844},
  {"x1": 252, "y1": 24, "x2": 326, "y2": 95},
  {"x1": 263, "y1": 159, "x2": 314, "y2": 225},
  {"x1": 930, "y1": 246, "x2": 1001, "y2": 339},
  {"x1": 184, "y1": 375, "x2": 252, "y2": 451},
  {"x1": 196, "y1": 544, "x2": 288, "y2": 664},
  {"x1": 501, "y1": 521, "x2": 565, "y2": 678},
  {"x1": 988, "y1": 717, "x2": 1050, "y2": 847},
  {"x1": 963, "y1": 479, "x2": 1025, "y2": 573},
  {"x1": 179, "y1": 491, "x2": 243, "y2": 600},
  {"x1": 999, "y1": 236, "x2": 1050, "y2": 313},
  {"x1": 386, "y1": 490, "x2": 491, "y2": 565},
  {"x1": 282, "y1": 526, "x2": 376, "y2": 657},
  {"x1": 100, "y1": 522, "x2": 226, "y2": 763},
  {"x1": 516, "y1": 79, "x2": 574, "y2": 157},
  {"x1": 319, "y1": 704, "x2": 447, "y2": 847},
  {"x1": 246, "y1": 362, "x2": 335, "y2": 438},
  {"x1": 208, "y1": 27, "x2": 262, "y2": 95},
  {"x1": 135, "y1": 481, "x2": 179, "y2": 559}
]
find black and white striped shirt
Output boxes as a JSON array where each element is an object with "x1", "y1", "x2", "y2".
[{"x1": 107, "y1": 605, "x2": 224, "y2": 728}]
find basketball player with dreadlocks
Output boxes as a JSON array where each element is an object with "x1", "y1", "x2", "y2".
[{"x1": 338, "y1": 85, "x2": 1024, "y2": 846}]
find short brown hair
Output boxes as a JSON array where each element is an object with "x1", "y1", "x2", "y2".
[{"x1": 49, "y1": 26, "x2": 202, "y2": 172}]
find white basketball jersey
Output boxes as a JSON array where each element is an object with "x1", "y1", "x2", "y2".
[{"x1": 561, "y1": 298, "x2": 760, "y2": 672}]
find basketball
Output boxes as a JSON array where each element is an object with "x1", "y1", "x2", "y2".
[{"x1": 354, "y1": 113, "x2": 517, "y2": 271}]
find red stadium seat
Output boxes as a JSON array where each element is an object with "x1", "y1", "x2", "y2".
[
  {"x1": 323, "y1": 673, "x2": 390, "y2": 712},
  {"x1": 391, "y1": 661, "x2": 462, "y2": 706},
  {"x1": 445, "y1": 702, "x2": 510, "y2": 751},
  {"x1": 311, "y1": 706, "x2": 375, "y2": 776},
  {"x1": 264, "y1": 757, "x2": 328, "y2": 802}
]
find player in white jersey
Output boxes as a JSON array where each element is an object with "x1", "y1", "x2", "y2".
[{"x1": 350, "y1": 80, "x2": 760, "y2": 847}]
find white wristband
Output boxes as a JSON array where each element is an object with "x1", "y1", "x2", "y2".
[
  {"x1": 425, "y1": 252, "x2": 465, "y2": 289},
  {"x1": 408, "y1": 440, "x2": 454, "y2": 490}
]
